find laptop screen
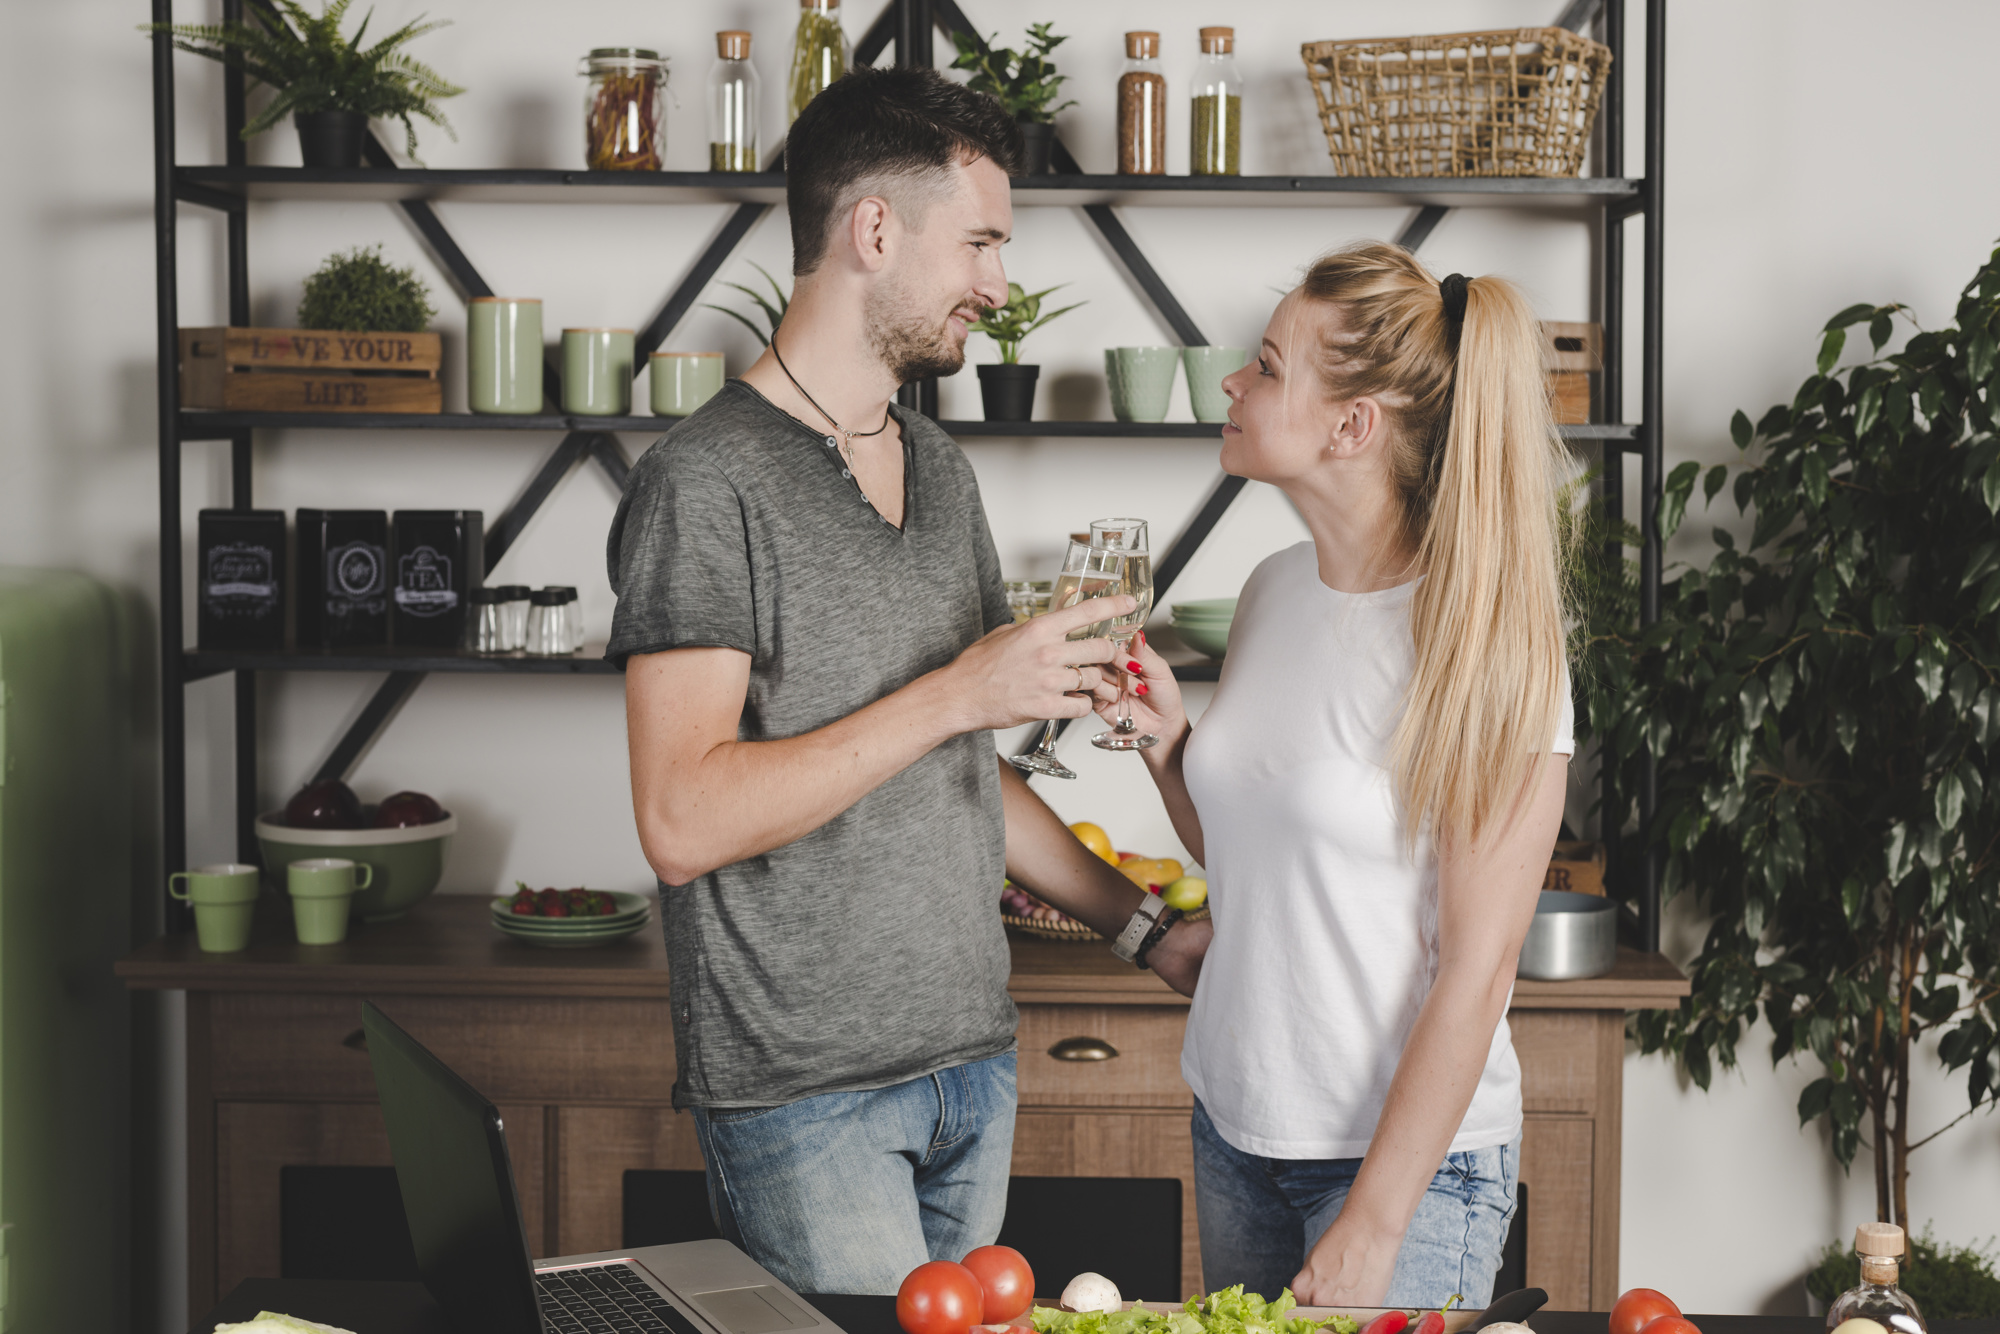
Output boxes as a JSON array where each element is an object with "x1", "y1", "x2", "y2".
[{"x1": 364, "y1": 1000, "x2": 545, "y2": 1334}]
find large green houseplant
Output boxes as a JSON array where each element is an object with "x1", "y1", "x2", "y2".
[
  {"x1": 1581, "y1": 244, "x2": 2000, "y2": 1232},
  {"x1": 145, "y1": 0, "x2": 462, "y2": 166}
]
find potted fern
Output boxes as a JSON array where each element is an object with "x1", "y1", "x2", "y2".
[
  {"x1": 145, "y1": 0, "x2": 463, "y2": 168},
  {"x1": 969, "y1": 282, "x2": 1084, "y2": 422},
  {"x1": 949, "y1": 22, "x2": 1077, "y2": 175}
]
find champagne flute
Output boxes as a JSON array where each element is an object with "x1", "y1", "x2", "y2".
[
  {"x1": 1088, "y1": 518, "x2": 1157, "y2": 752},
  {"x1": 1009, "y1": 540, "x2": 1126, "y2": 780}
]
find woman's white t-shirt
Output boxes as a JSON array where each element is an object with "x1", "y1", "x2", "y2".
[{"x1": 1179, "y1": 542, "x2": 1574, "y2": 1160}]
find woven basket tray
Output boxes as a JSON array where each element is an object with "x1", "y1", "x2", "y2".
[
  {"x1": 1002, "y1": 906, "x2": 1210, "y2": 943},
  {"x1": 1300, "y1": 27, "x2": 1612, "y2": 178}
]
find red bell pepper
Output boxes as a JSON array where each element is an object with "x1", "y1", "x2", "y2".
[
  {"x1": 1359, "y1": 1313, "x2": 1410, "y2": 1334},
  {"x1": 1412, "y1": 1294, "x2": 1463, "y2": 1334}
]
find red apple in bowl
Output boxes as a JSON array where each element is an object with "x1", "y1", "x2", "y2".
[
  {"x1": 284, "y1": 779, "x2": 364, "y2": 829},
  {"x1": 373, "y1": 790, "x2": 446, "y2": 828}
]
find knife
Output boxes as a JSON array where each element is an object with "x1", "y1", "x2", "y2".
[{"x1": 1469, "y1": 1289, "x2": 1548, "y2": 1329}]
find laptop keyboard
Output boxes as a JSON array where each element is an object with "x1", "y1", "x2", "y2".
[{"x1": 536, "y1": 1262, "x2": 708, "y2": 1334}]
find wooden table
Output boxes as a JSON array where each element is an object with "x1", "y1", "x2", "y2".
[{"x1": 122, "y1": 897, "x2": 1687, "y2": 1319}]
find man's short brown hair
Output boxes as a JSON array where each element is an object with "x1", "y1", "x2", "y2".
[{"x1": 786, "y1": 66, "x2": 1022, "y2": 276}]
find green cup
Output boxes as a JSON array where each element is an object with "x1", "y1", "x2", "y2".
[
  {"x1": 1106, "y1": 346, "x2": 1181, "y2": 423},
  {"x1": 562, "y1": 328, "x2": 635, "y2": 415},
  {"x1": 168, "y1": 862, "x2": 262, "y2": 953},
  {"x1": 650, "y1": 351, "x2": 725, "y2": 417},
  {"x1": 468, "y1": 297, "x2": 544, "y2": 414},
  {"x1": 287, "y1": 857, "x2": 373, "y2": 945},
  {"x1": 1182, "y1": 346, "x2": 1250, "y2": 423}
]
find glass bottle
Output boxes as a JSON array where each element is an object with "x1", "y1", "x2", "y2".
[
  {"x1": 788, "y1": 0, "x2": 848, "y2": 124},
  {"x1": 525, "y1": 588, "x2": 570, "y2": 657},
  {"x1": 468, "y1": 587, "x2": 506, "y2": 653},
  {"x1": 1190, "y1": 27, "x2": 1242, "y2": 176},
  {"x1": 497, "y1": 585, "x2": 531, "y2": 652},
  {"x1": 544, "y1": 585, "x2": 585, "y2": 652},
  {"x1": 1117, "y1": 32, "x2": 1166, "y2": 175},
  {"x1": 709, "y1": 31, "x2": 760, "y2": 172},
  {"x1": 580, "y1": 48, "x2": 668, "y2": 171},
  {"x1": 1827, "y1": 1223, "x2": 1927, "y2": 1334}
]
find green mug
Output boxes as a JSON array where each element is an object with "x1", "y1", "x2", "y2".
[
  {"x1": 650, "y1": 351, "x2": 725, "y2": 417},
  {"x1": 287, "y1": 857, "x2": 373, "y2": 945},
  {"x1": 562, "y1": 328, "x2": 635, "y2": 415},
  {"x1": 169, "y1": 862, "x2": 262, "y2": 953},
  {"x1": 1106, "y1": 346, "x2": 1181, "y2": 423},
  {"x1": 1181, "y1": 346, "x2": 1250, "y2": 423},
  {"x1": 468, "y1": 297, "x2": 544, "y2": 414}
]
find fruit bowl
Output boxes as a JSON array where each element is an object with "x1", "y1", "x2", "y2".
[{"x1": 254, "y1": 811, "x2": 456, "y2": 921}]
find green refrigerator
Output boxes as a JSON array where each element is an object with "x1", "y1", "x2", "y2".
[{"x1": 0, "y1": 569, "x2": 133, "y2": 1333}]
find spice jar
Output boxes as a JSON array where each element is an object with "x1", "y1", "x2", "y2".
[
  {"x1": 469, "y1": 587, "x2": 507, "y2": 653},
  {"x1": 497, "y1": 585, "x2": 531, "y2": 652},
  {"x1": 581, "y1": 48, "x2": 668, "y2": 171},
  {"x1": 525, "y1": 588, "x2": 571, "y2": 657},
  {"x1": 1190, "y1": 28, "x2": 1242, "y2": 176},
  {"x1": 1118, "y1": 32, "x2": 1166, "y2": 176},
  {"x1": 543, "y1": 585, "x2": 585, "y2": 651},
  {"x1": 709, "y1": 31, "x2": 761, "y2": 172},
  {"x1": 789, "y1": 0, "x2": 848, "y2": 124}
]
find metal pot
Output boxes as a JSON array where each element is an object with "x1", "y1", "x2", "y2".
[{"x1": 1516, "y1": 890, "x2": 1617, "y2": 981}]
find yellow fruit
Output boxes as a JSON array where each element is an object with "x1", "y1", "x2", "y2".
[
  {"x1": 1119, "y1": 857, "x2": 1184, "y2": 889},
  {"x1": 1069, "y1": 822, "x2": 1118, "y2": 865},
  {"x1": 1161, "y1": 876, "x2": 1208, "y2": 910}
]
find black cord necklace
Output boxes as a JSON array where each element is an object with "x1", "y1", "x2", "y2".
[{"x1": 770, "y1": 335, "x2": 891, "y2": 453}]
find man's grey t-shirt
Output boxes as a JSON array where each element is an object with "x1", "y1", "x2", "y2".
[{"x1": 605, "y1": 379, "x2": 1017, "y2": 1109}]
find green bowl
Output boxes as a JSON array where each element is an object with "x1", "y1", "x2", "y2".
[
  {"x1": 493, "y1": 893, "x2": 652, "y2": 949},
  {"x1": 255, "y1": 811, "x2": 456, "y2": 922},
  {"x1": 1174, "y1": 621, "x2": 1230, "y2": 659},
  {"x1": 1170, "y1": 598, "x2": 1238, "y2": 620}
]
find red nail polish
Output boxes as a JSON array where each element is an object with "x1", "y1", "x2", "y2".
[
  {"x1": 1136, "y1": 683, "x2": 1149, "y2": 695},
  {"x1": 1128, "y1": 660, "x2": 1142, "y2": 672}
]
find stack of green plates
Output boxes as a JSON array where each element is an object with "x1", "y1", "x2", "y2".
[
  {"x1": 1170, "y1": 597, "x2": 1237, "y2": 660},
  {"x1": 489, "y1": 890, "x2": 652, "y2": 949}
]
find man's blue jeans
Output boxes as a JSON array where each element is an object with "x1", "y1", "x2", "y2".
[
  {"x1": 1192, "y1": 1098, "x2": 1519, "y2": 1308},
  {"x1": 690, "y1": 1052, "x2": 1017, "y2": 1295}
]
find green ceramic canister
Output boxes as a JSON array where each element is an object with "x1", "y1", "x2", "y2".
[
  {"x1": 468, "y1": 298, "x2": 544, "y2": 414},
  {"x1": 562, "y1": 328, "x2": 636, "y2": 415}
]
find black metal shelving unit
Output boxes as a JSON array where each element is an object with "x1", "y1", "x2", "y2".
[{"x1": 151, "y1": 0, "x2": 1667, "y2": 944}]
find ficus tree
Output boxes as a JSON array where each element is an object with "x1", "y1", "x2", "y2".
[{"x1": 1576, "y1": 244, "x2": 2000, "y2": 1227}]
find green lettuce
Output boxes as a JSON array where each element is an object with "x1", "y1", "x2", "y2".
[{"x1": 1031, "y1": 1287, "x2": 1358, "y2": 1334}]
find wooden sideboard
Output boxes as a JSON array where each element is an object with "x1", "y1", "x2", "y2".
[{"x1": 118, "y1": 897, "x2": 1687, "y2": 1321}]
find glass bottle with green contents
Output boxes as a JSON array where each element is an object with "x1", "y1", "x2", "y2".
[
  {"x1": 788, "y1": 0, "x2": 848, "y2": 124},
  {"x1": 708, "y1": 30, "x2": 760, "y2": 171},
  {"x1": 1190, "y1": 27, "x2": 1242, "y2": 176}
]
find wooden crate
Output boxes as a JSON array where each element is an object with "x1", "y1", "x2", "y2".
[
  {"x1": 1545, "y1": 839, "x2": 1606, "y2": 896},
  {"x1": 1544, "y1": 320, "x2": 1601, "y2": 426},
  {"x1": 179, "y1": 327, "x2": 442, "y2": 414}
]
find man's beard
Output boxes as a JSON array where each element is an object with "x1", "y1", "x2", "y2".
[{"x1": 865, "y1": 276, "x2": 970, "y2": 383}]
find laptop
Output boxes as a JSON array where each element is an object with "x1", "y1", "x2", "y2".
[{"x1": 362, "y1": 1000, "x2": 852, "y2": 1334}]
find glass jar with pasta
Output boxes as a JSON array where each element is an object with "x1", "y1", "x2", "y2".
[
  {"x1": 788, "y1": 0, "x2": 849, "y2": 124},
  {"x1": 581, "y1": 47, "x2": 668, "y2": 172}
]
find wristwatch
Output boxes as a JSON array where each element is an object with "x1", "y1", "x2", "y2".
[{"x1": 1111, "y1": 895, "x2": 1181, "y2": 968}]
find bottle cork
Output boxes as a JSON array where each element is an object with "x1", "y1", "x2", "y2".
[
  {"x1": 1200, "y1": 27, "x2": 1234, "y2": 54},
  {"x1": 717, "y1": 30, "x2": 751, "y2": 60},
  {"x1": 1126, "y1": 31, "x2": 1160, "y2": 59},
  {"x1": 1856, "y1": 1222, "x2": 1906, "y2": 1258}
]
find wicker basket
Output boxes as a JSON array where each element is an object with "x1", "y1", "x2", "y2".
[
  {"x1": 1300, "y1": 27, "x2": 1612, "y2": 178},
  {"x1": 1002, "y1": 906, "x2": 1210, "y2": 944}
]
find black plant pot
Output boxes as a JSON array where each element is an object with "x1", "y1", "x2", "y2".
[
  {"x1": 1016, "y1": 120, "x2": 1055, "y2": 175},
  {"x1": 295, "y1": 110, "x2": 367, "y2": 168},
  {"x1": 978, "y1": 363, "x2": 1040, "y2": 422}
]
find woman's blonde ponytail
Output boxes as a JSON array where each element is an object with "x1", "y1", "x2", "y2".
[{"x1": 1298, "y1": 243, "x2": 1571, "y2": 850}]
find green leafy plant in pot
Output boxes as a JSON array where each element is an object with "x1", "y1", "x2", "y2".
[
  {"x1": 950, "y1": 22, "x2": 1077, "y2": 175},
  {"x1": 701, "y1": 263, "x2": 791, "y2": 348},
  {"x1": 1581, "y1": 243, "x2": 2000, "y2": 1236},
  {"x1": 298, "y1": 246, "x2": 435, "y2": 331},
  {"x1": 143, "y1": 0, "x2": 463, "y2": 168},
  {"x1": 969, "y1": 282, "x2": 1084, "y2": 423}
]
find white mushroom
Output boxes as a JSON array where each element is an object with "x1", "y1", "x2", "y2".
[
  {"x1": 1059, "y1": 1274, "x2": 1122, "y2": 1314},
  {"x1": 1481, "y1": 1324, "x2": 1536, "y2": 1334}
]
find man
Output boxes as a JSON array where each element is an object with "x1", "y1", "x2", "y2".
[{"x1": 605, "y1": 67, "x2": 1210, "y2": 1296}]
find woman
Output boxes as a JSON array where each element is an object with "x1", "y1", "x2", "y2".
[{"x1": 1096, "y1": 243, "x2": 1573, "y2": 1308}]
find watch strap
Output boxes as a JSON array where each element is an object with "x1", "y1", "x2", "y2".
[
  {"x1": 1135, "y1": 907, "x2": 1184, "y2": 970},
  {"x1": 1110, "y1": 894, "x2": 1169, "y2": 963}
]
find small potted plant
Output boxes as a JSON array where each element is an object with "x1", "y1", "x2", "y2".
[
  {"x1": 702, "y1": 263, "x2": 791, "y2": 347},
  {"x1": 299, "y1": 245, "x2": 435, "y2": 331},
  {"x1": 950, "y1": 22, "x2": 1077, "y2": 175},
  {"x1": 969, "y1": 282, "x2": 1084, "y2": 422},
  {"x1": 145, "y1": 0, "x2": 463, "y2": 168}
]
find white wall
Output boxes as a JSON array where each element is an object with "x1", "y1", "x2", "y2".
[{"x1": 3, "y1": 1, "x2": 1997, "y2": 1329}]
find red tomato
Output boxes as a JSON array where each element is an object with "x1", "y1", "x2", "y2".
[
  {"x1": 897, "y1": 1261, "x2": 986, "y2": 1334},
  {"x1": 960, "y1": 1246, "x2": 1034, "y2": 1323},
  {"x1": 1638, "y1": 1318, "x2": 1700, "y2": 1334},
  {"x1": 1611, "y1": 1292, "x2": 1682, "y2": 1334}
]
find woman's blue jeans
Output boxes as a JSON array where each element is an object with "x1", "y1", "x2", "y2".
[
  {"x1": 690, "y1": 1052, "x2": 1017, "y2": 1295},
  {"x1": 1192, "y1": 1098, "x2": 1519, "y2": 1307}
]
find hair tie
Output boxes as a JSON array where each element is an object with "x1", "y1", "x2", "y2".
[{"x1": 1439, "y1": 273, "x2": 1469, "y2": 326}]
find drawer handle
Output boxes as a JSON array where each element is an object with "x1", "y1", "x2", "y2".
[
  {"x1": 342, "y1": 1028, "x2": 369, "y2": 1053},
  {"x1": 1048, "y1": 1037, "x2": 1119, "y2": 1062}
]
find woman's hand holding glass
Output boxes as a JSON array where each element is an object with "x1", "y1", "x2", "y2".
[{"x1": 1085, "y1": 629, "x2": 1188, "y2": 752}]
